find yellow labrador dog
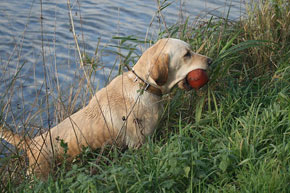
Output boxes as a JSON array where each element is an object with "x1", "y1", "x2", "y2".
[{"x1": 0, "y1": 38, "x2": 211, "y2": 179}]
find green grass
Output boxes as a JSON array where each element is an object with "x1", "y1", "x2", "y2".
[{"x1": 1, "y1": 0, "x2": 290, "y2": 192}]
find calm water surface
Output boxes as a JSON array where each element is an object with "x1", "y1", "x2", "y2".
[{"x1": 0, "y1": 0, "x2": 245, "y2": 124}]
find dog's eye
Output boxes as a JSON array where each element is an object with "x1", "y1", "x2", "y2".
[{"x1": 184, "y1": 51, "x2": 191, "y2": 58}]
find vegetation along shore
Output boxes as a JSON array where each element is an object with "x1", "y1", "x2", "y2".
[{"x1": 0, "y1": 0, "x2": 289, "y2": 192}]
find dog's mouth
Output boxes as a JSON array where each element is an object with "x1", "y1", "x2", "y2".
[
  {"x1": 177, "y1": 69, "x2": 209, "y2": 91},
  {"x1": 177, "y1": 78, "x2": 193, "y2": 91}
]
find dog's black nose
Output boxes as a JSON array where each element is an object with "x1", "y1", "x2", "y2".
[{"x1": 207, "y1": 58, "x2": 213, "y2": 66}]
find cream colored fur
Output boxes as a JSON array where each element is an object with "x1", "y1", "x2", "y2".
[{"x1": 0, "y1": 38, "x2": 210, "y2": 179}]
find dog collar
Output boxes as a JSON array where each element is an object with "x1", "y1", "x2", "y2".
[{"x1": 131, "y1": 70, "x2": 163, "y2": 97}]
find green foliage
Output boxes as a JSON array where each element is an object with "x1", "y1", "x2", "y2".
[{"x1": 1, "y1": 0, "x2": 290, "y2": 192}]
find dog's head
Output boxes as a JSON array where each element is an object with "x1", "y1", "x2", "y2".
[{"x1": 133, "y1": 38, "x2": 211, "y2": 94}]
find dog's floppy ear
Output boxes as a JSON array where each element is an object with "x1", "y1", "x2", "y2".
[{"x1": 150, "y1": 53, "x2": 169, "y2": 86}]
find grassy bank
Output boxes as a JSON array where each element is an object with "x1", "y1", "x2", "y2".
[{"x1": 1, "y1": 0, "x2": 290, "y2": 192}]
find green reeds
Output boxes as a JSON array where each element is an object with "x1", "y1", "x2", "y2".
[{"x1": 1, "y1": 0, "x2": 289, "y2": 192}]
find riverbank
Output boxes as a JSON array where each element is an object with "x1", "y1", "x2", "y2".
[{"x1": 1, "y1": 0, "x2": 290, "y2": 192}]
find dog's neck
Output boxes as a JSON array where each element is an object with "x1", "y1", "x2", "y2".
[{"x1": 131, "y1": 70, "x2": 162, "y2": 97}]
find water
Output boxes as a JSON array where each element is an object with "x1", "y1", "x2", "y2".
[{"x1": 0, "y1": 0, "x2": 245, "y2": 126}]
